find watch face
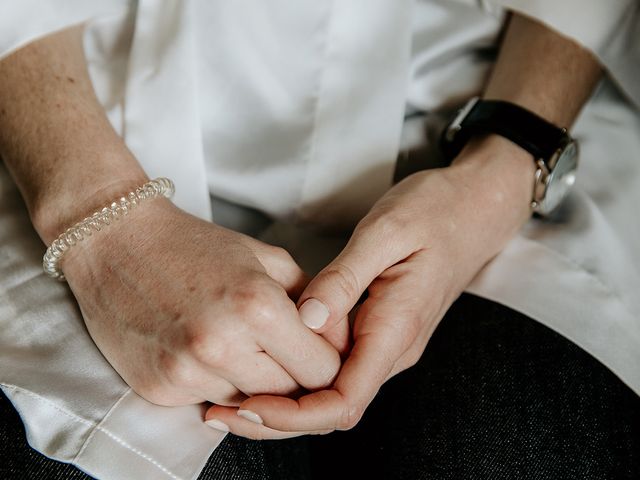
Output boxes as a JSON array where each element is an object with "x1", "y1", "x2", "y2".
[{"x1": 540, "y1": 140, "x2": 578, "y2": 214}]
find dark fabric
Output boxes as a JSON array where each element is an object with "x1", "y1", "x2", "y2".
[
  {"x1": 308, "y1": 294, "x2": 640, "y2": 480},
  {"x1": 196, "y1": 433, "x2": 311, "y2": 480},
  {"x1": 0, "y1": 392, "x2": 92, "y2": 479},
  {"x1": 2, "y1": 294, "x2": 639, "y2": 479}
]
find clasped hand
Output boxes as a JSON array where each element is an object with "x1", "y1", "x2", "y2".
[
  {"x1": 203, "y1": 146, "x2": 532, "y2": 438},
  {"x1": 63, "y1": 202, "x2": 342, "y2": 409},
  {"x1": 64, "y1": 142, "x2": 530, "y2": 439}
]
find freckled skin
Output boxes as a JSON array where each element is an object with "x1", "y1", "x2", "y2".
[
  {"x1": 0, "y1": 27, "x2": 342, "y2": 409},
  {"x1": 0, "y1": 18, "x2": 603, "y2": 438}
]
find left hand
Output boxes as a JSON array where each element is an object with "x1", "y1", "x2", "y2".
[{"x1": 205, "y1": 135, "x2": 535, "y2": 438}]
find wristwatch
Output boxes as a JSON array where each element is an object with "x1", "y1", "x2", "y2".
[{"x1": 440, "y1": 96, "x2": 578, "y2": 216}]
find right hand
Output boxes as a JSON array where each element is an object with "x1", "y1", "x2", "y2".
[{"x1": 61, "y1": 199, "x2": 341, "y2": 407}]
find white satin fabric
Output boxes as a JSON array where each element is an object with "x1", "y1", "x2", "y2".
[{"x1": 1, "y1": 1, "x2": 639, "y2": 479}]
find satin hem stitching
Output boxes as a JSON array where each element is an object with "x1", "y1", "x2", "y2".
[{"x1": 1, "y1": 383, "x2": 183, "y2": 480}]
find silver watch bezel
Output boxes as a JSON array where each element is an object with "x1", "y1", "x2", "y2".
[
  {"x1": 444, "y1": 97, "x2": 579, "y2": 217},
  {"x1": 531, "y1": 135, "x2": 579, "y2": 216}
]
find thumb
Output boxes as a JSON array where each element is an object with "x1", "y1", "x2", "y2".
[{"x1": 297, "y1": 231, "x2": 396, "y2": 334}]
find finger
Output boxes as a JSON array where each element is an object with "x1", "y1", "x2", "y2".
[
  {"x1": 211, "y1": 351, "x2": 301, "y2": 397},
  {"x1": 369, "y1": 255, "x2": 449, "y2": 386},
  {"x1": 151, "y1": 350, "x2": 246, "y2": 406},
  {"x1": 166, "y1": 366, "x2": 246, "y2": 407},
  {"x1": 241, "y1": 263, "x2": 428, "y2": 431},
  {"x1": 199, "y1": 380, "x2": 247, "y2": 407},
  {"x1": 361, "y1": 261, "x2": 434, "y2": 383},
  {"x1": 320, "y1": 315, "x2": 351, "y2": 358},
  {"x1": 253, "y1": 284, "x2": 342, "y2": 391},
  {"x1": 189, "y1": 370, "x2": 248, "y2": 407},
  {"x1": 297, "y1": 224, "x2": 408, "y2": 334},
  {"x1": 204, "y1": 405, "x2": 333, "y2": 439},
  {"x1": 237, "y1": 322, "x2": 405, "y2": 432},
  {"x1": 252, "y1": 243, "x2": 309, "y2": 298}
]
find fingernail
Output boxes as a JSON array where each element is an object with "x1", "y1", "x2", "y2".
[
  {"x1": 299, "y1": 298, "x2": 330, "y2": 330},
  {"x1": 237, "y1": 409, "x2": 263, "y2": 424},
  {"x1": 205, "y1": 419, "x2": 230, "y2": 432}
]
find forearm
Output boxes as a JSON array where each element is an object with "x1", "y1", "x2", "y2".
[
  {"x1": 0, "y1": 26, "x2": 147, "y2": 244},
  {"x1": 483, "y1": 13, "x2": 602, "y2": 126},
  {"x1": 447, "y1": 12, "x2": 602, "y2": 246}
]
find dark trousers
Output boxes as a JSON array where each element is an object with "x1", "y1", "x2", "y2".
[{"x1": 2, "y1": 294, "x2": 639, "y2": 479}]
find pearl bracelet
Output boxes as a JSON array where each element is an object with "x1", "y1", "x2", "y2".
[{"x1": 43, "y1": 177, "x2": 175, "y2": 281}]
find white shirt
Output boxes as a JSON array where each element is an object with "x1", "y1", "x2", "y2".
[{"x1": 1, "y1": 1, "x2": 639, "y2": 478}]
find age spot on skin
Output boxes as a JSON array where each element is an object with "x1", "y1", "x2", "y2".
[
  {"x1": 67, "y1": 76, "x2": 75, "y2": 83},
  {"x1": 212, "y1": 285, "x2": 227, "y2": 299}
]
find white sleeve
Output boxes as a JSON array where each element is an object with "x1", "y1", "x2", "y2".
[
  {"x1": 0, "y1": 3, "x2": 224, "y2": 479},
  {"x1": 0, "y1": 0, "x2": 129, "y2": 61},
  {"x1": 487, "y1": 0, "x2": 640, "y2": 108}
]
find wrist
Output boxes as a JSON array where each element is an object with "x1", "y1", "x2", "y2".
[
  {"x1": 447, "y1": 134, "x2": 536, "y2": 242},
  {"x1": 30, "y1": 152, "x2": 149, "y2": 244},
  {"x1": 451, "y1": 134, "x2": 535, "y2": 211},
  {"x1": 60, "y1": 196, "x2": 176, "y2": 283}
]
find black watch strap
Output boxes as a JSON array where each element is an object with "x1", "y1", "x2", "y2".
[{"x1": 441, "y1": 98, "x2": 569, "y2": 162}]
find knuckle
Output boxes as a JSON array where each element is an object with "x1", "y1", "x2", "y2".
[
  {"x1": 158, "y1": 350, "x2": 196, "y2": 387},
  {"x1": 232, "y1": 288, "x2": 280, "y2": 327},
  {"x1": 269, "y1": 245, "x2": 293, "y2": 262},
  {"x1": 184, "y1": 326, "x2": 229, "y2": 367},
  {"x1": 323, "y1": 263, "x2": 361, "y2": 301},
  {"x1": 229, "y1": 286, "x2": 262, "y2": 309}
]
